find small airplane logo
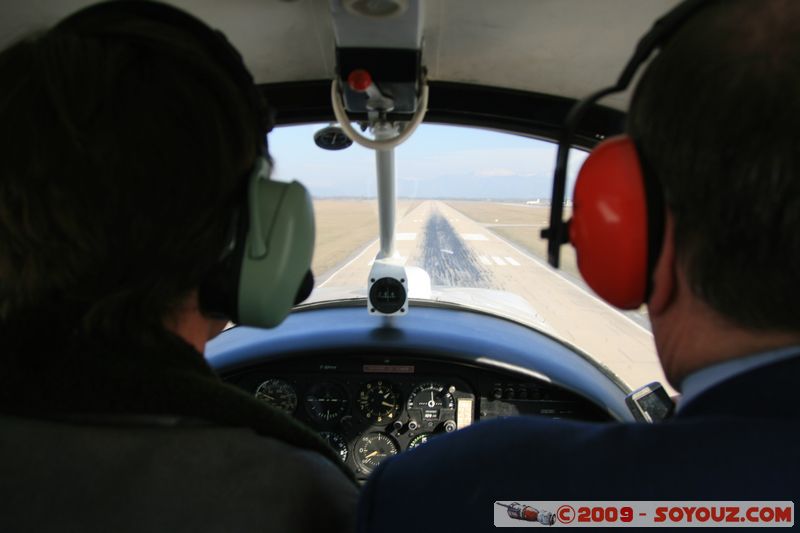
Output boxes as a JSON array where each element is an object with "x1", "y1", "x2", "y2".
[{"x1": 496, "y1": 502, "x2": 556, "y2": 526}]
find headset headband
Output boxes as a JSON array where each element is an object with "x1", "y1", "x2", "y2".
[
  {"x1": 543, "y1": 0, "x2": 716, "y2": 268},
  {"x1": 55, "y1": 0, "x2": 272, "y2": 146}
]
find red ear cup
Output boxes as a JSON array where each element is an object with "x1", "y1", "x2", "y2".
[{"x1": 569, "y1": 135, "x2": 649, "y2": 309}]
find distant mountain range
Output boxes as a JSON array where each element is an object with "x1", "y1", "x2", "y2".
[{"x1": 306, "y1": 173, "x2": 572, "y2": 200}]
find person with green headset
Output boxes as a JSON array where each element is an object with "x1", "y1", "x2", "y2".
[{"x1": 0, "y1": 2, "x2": 356, "y2": 531}]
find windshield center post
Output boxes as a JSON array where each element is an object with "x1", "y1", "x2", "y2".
[
  {"x1": 366, "y1": 120, "x2": 410, "y2": 318},
  {"x1": 328, "y1": 55, "x2": 431, "y2": 317},
  {"x1": 374, "y1": 121, "x2": 399, "y2": 260}
]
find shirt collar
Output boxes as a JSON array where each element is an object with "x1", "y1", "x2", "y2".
[{"x1": 677, "y1": 344, "x2": 800, "y2": 412}]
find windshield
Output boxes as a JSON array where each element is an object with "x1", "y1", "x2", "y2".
[{"x1": 270, "y1": 123, "x2": 666, "y2": 392}]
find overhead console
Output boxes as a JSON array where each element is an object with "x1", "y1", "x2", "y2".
[{"x1": 331, "y1": 0, "x2": 424, "y2": 115}]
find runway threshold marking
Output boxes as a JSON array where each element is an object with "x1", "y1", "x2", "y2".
[
  {"x1": 478, "y1": 254, "x2": 521, "y2": 267},
  {"x1": 479, "y1": 225, "x2": 653, "y2": 336}
]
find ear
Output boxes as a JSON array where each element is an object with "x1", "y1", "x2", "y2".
[{"x1": 648, "y1": 212, "x2": 676, "y2": 316}]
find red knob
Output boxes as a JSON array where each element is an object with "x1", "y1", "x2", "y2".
[{"x1": 347, "y1": 69, "x2": 372, "y2": 92}]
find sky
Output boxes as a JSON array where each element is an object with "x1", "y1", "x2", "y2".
[{"x1": 268, "y1": 123, "x2": 588, "y2": 200}]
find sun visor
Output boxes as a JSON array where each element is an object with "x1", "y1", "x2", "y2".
[{"x1": 330, "y1": 0, "x2": 423, "y2": 115}]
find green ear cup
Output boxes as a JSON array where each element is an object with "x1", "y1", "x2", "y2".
[{"x1": 237, "y1": 160, "x2": 315, "y2": 327}]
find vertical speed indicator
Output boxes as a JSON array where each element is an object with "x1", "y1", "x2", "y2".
[{"x1": 319, "y1": 431, "x2": 349, "y2": 463}]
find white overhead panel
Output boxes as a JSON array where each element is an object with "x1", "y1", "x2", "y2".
[
  {"x1": 330, "y1": 0, "x2": 422, "y2": 49},
  {"x1": 422, "y1": 0, "x2": 681, "y2": 110},
  {"x1": 0, "y1": 0, "x2": 684, "y2": 112}
]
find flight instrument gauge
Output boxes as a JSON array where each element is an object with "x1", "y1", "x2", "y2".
[
  {"x1": 254, "y1": 379, "x2": 297, "y2": 414},
  {"x1": 319, "y1": 431, "x2": 349, "y2": 463},
  {"x1": 354, "y1": 432, "x2": 399, "y2": 474},
  {"x1": 407, "y1": 383, "x2": 455, "y2": 422},
  {"x1": 408, "y1": 433, "x2": 432, "y2": 450},
  {"x1": 358, "y1": 380, "x2": 400, "y2": 423},
  {"x1": 305, "y1": 382, "x2": 349, "y2": 423}
]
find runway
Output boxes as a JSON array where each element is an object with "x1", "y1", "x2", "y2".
[{"x1": 315, "y1": 200, "x2": 670, "y2": 393}]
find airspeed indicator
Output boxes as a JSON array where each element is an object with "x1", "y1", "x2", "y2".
[{"x1": 254, "y1": 379, "x2": 297, "y2": 414}]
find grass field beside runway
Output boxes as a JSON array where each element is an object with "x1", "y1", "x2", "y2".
[{"x1": 312, "y1": 199, "x2": 420, "y2": 276}]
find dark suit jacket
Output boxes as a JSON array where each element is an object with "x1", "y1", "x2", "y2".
[{"x1": 357, "y1": 355, "x2": 800, "y2": 532}]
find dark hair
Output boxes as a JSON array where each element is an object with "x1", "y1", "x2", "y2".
[
  {"x1": 0, "y1": 7, "x2": 264, "y2": 344},
  {"x1": 628, "y1": 0, "x2": 800, "y2": 331}
]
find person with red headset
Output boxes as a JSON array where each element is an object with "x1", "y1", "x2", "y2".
[
  {"x1": 0, "y1": 2, "x2": 356, "y2": 531},
  {"x1": 357, "y1": 1, "x2": 800, "y2": 531}
]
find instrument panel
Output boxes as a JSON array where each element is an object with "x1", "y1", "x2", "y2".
[{"x1": 225, "y1": 355, "x2": 609, "y2": 479}]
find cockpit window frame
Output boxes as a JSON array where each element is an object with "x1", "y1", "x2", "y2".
[{"x1": 259, "y1": 80, "x2": 626, "y2": 148}]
